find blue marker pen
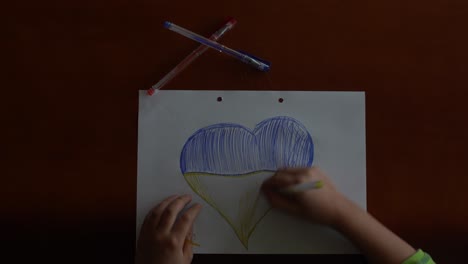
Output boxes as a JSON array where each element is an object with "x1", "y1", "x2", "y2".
[{"x1": 164, "y1": 21, "x2": 271, "y2": 72}]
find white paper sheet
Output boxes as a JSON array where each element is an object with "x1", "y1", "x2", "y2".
[{"x1": 137, "y1": 90, "x2": 366, "y2": 254}]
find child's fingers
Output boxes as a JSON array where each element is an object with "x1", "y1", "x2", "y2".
[
  {"x1": 183, "y1": 234, "x2": 194, "y2": 262},
  {"x1": 306, "y1": 167, "x2": 335, "y2": 187},
  {"x1": 262, "y1": 170, "x2": 303, "y2": 189},
  {"x1": 143, "y1": 195, "x2": 178, "y2": 229},
  {"x1": 172, "y1": 203, "x2": 202, "y2": 241},
  {"x1": 263, "y1": 188, "x2": 297, "y2": 212},
  {"x1": 157, "y1": 195, "x2": 192, "y2": 233}
]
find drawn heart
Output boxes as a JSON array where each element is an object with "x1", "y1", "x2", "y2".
[{"x1": 180, "y1": 116, "x2": 314, "y2": 249}]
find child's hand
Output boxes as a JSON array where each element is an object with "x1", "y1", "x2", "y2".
[
  {"x1": 262, "y1": 166, "x2": 346, "y2": 227},
  {"x1": 136, "y1": 194, "x2": 202, "y2": 264},
  {"x1": 263, "y1": 167, "x2": 421, "y2": 264}
]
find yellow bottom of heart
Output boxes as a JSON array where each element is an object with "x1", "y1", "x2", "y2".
[{"x1": 184, "y1": 171, "x2": 273, "y2": 249}]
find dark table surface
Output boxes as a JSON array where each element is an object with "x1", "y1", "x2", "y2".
[{"x1": 3, "y1": 0, "x2": 468, "y2": 263}]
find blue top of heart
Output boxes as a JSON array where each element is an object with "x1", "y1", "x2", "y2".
[{"x1": 180, "y1": 116, "x2": 314, "y2": 175}]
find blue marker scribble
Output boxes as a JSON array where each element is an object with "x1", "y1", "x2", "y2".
[{"x1": 180, "y1": 116, "x2": 314, "y2": 175}]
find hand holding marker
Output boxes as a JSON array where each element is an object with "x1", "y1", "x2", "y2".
[{"x1": 281, "y1": 180, "x2": 324, "y2": 194}]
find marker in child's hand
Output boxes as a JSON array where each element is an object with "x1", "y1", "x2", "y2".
[
  {"x1": 186, "y1": 239, "x2": 200, "y2": 247},
  {"x1": 280, "y1": 180, "x2": 324, "y2": 194}
]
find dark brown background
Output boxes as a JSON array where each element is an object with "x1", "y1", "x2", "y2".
[{"x1": 3, "y1": 0, "x2": 468, "y2": 263}]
